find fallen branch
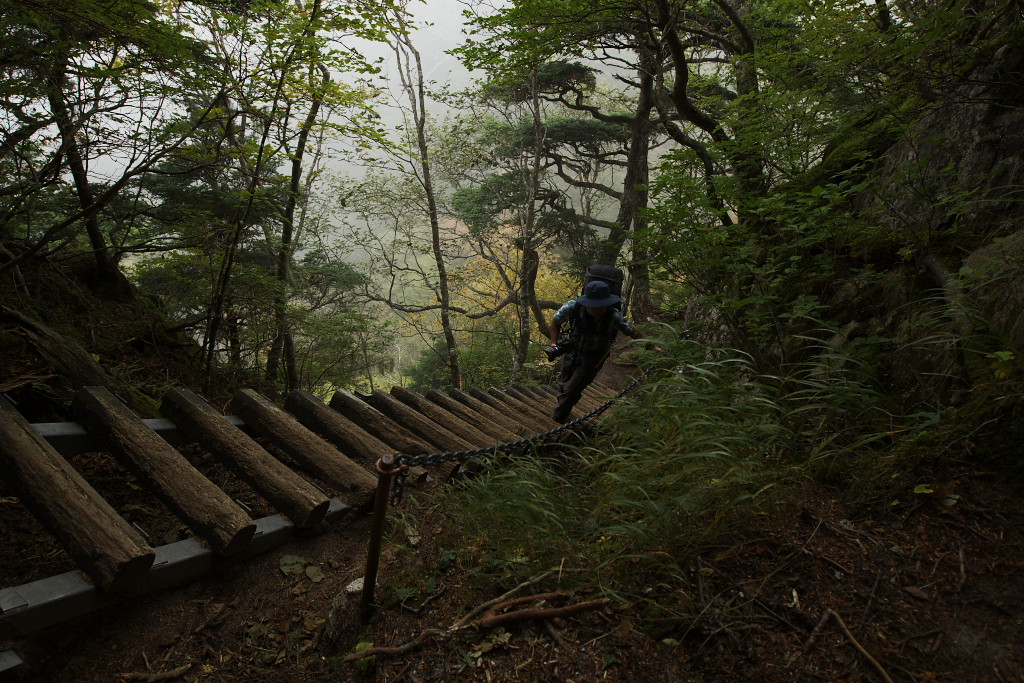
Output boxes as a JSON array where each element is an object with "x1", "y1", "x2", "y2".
[
  {"x1": 343, "y1": 629, "x2": 446, "y2": 660},
  {"x1": 544, "y1": 620, "x2": 564, "y2": 644},
  {"x1": 803, "y1": 610, "x2": 832, "y2": 652},
  {"x1": 802, "y1": 609, "x2": 894, "y2": 683},
  {"x1": 472, "y1": 598, "x2": 609, "y2": 629},
  {"x1": 345, "y1": 568, "x2": 595, "y2": 663},
  {"x1": 482, "y1": 591, "x2": 567, "y2": 618},
  {"x1": 956, "y1": 541, "x2": 967, "y2": 591},
  {"x1": 192, "y1": 602, "x2": 227, "y2": 633},
  {"x1": 121, "y1": 662, "x2": 192, "y2": 681},
  {"x1": 452, "y1": 569, "x2": 565, "y2": 629}
]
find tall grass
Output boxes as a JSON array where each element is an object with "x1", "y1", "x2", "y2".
[{"x1": 437, "y1": 325, "x2": 949, "y2": 591}]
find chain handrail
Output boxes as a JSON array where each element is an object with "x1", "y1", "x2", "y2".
[
  {"x1": 388, "y1": 371, "x2": 650, "y2": 506},
  {"x1": 359, "y1": 362, "x2": 663, "y2": 622}
]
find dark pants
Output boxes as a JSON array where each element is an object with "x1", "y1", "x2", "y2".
[{"x1": 552, "y1": 354, "x2": 602, "y2": 423}]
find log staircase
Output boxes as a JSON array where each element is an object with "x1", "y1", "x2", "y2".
[{"x1": 0, "y1": 379, "x2": 621, "y2": 671}]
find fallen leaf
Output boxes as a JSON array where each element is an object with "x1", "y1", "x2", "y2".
[
  {"x1": 905, "y1": 586, "x2": 931, "y2": 600},
  {"x1": 612, "y1": 618, "x2": 633, "y2": 639},
  {"x1": 280, "y1": 555, "x2": 307, "y2": 576}
]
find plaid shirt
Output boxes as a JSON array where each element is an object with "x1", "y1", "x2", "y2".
[{"x1": 554, "y1": 300, "x2": 634, "y2": 365}]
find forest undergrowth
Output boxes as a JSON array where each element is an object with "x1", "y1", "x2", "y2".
[
  {"x1": 2, "y1": 253, "x2": 1023, "y2": 681},
  {"x1": 337, "y1": 326, "x2": 1024, "y2": 681}
]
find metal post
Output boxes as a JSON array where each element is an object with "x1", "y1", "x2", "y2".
[{"x1": 358, "y1": 454, "x2": 399, "y2": 623}]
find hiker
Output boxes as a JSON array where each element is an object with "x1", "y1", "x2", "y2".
[{"x1": 547, "y1": 278, "x2": 641, "y2": 423}]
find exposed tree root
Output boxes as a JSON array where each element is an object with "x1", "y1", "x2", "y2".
[{"x1": 344, "y1": 569, "x2": 604, "y2": 662}]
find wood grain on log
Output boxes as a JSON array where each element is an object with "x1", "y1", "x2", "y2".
[
  {"x1": 285, "y1": 391, "x2": 395, "y2": 466},
  {"x1": 484, "y1": 389, "x2": 559, "y2": 431},
  {"x1": 470, "y1": 388, "x2": 549, "y2": 432},
  {"x1": 328, "y1": 389, "x2": 433, "y2": 455},
  {"x1": 389, "y1": 386, "x2": 498, "y2": 447},
  {"x1": 227, "y1": 390, "x2": 376, "y2": 508},
  {"x1": 423, "y1": 390, "x2": 521, "y2": 443},
  {"x1": 161, "y1": 388, "x2": 329, "y2": 529},
  {"x1": 0, "y1": 395, "x2": 154, "y2": 592},
  {"x1": 363, "y1": 391, "x2": 475, "y2": 453},
  {"x1": 447, "y1": 389, "x2": 532, "y2": 437},
  {"x1": 72, "y1": 387, "x2": 256, "y2": 557}
]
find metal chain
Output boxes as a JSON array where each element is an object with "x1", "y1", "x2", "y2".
[{"x1": 389, "y1": 370, "x2": 650, "y2": 505}]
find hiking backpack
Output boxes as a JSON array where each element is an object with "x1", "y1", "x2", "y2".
[{"x1": 582, "y1": 264, "x2": 624, "y2": 309}]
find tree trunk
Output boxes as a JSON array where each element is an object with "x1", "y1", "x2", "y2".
[
  {"x1": 513, "y1": 73, "x2": 546, "y2": 381},
  {"x1": 46, "y1": 61, "x2": 130, "y2": 296},
  {"x1": 268, "y1": 58, "x2": 329, "y2": 392},
  {"x1": 394, "y1": 24, "x2": 462, "y2": 390},
  {"x1": 600, "y1": 49, "x2": 655, "y2": 266},
  {"x1": 0, "y1": 304, "x2": 121, "y2": 395}
]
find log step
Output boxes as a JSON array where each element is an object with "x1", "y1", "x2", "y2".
[
  {"x1": 73, "y1": 387, "x2": 256, "y2": 557},
  {"x1": 227, "y1": 389, "x2": 377, "y2": 508},
  {"x1": 448, "y1": 388, "x2": 532, "y2": 436},
  {"x1": 424, "y1": 390, "x2": 522, "y2": 443},
  {"x1": 1, "y1": 368, "x2": 638, "y2": 640},
  {"x1": 329, "y1": 389, "x2": 433, "y2": 455},
  {"x1": 285, "y1": 390, "x2": 394, "y2": 466},
  {"x1": 361, "y1": 390, "x2": 476, "y2": 453},
  {"x1": 389, "y1": 386, "x2": 498, "y2": 447},
  {"x1": 161, "y1": 388, "x2": 330, "y2": 529},
  {"x1": 0, "y1": 395, "x2": 154, "y2": 593}
]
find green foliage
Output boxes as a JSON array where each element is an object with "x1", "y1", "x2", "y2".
[
  {"x1": 480, "y1": 60, "x2": 598, "y2": 103},
  {"x1": 404, "y1": 338, "x2": 452, "y2": 393},
  {"x1": 405, "y1": 318, "x2": 548, "y2": 392},
  {"x1": 440, "y1": 452, "x2": 592, "y2": 569},
  {"x1": 456, "y1": 0, "x2": 631, "y2": 74},
  {"x1": 430, "y1": 323, "x2": 958, "y2": 616},
  {"x1": 451, "y1": 171, "x2": 531, "y2": 235}
]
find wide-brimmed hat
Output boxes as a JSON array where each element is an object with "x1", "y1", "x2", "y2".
[{"x1": 577, "y1": 280, "x2": 620, "y2": 307}]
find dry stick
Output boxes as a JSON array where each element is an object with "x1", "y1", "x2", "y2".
[
  {"x1": 121, "y1": 663, "x2": 193, "y2": 682},
  {"x1": 804, "y1": 609, "x2": 894, "y2": 683},
  {"x1": 759, "y1": 521, "x2": 823, "y2": 589},
  {"x1": 192, "y1": 602, "x2": 227, "y2": 634},
  {"x1": 344, "y1": 600, "x2": 608, "y2": 661},
  {"x1": 411, "y1": 585, "x2": 449, "y2": 614},
  {"x1": 544, "y1": 620, "x2": 564, "y2": 645},
  {"x1": 345, "y1": 569, "x2": 591, "y2": 663},
  {"x1": 815, "y1": 552, "x2": 851, "y2": 576},
  {"x1": 451, "y1": 569, "x2": 563, "y2": 629},
  {"x1": 857, "y1": 570, "x2": 882, "y2": 629},
  {"x1": 343, "y1": 629, "x2": 446, "y2": 660},
  {"x1": 956, "y1": 541, "x2": 967, "y2": 591},
  {"x1": 483, "y1": 591, "x2": 567, "y2": 618},
  {"x1": 752, "y1": 597, "x2": 801, "y2": 631},
  {"x1": 803, "y1": 610, "x2": 833, "y2": 652},
  {"x1": 472, "y1": 599, "x2": 610, "y2": 629}
]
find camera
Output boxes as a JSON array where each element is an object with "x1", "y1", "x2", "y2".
[{"x1": 545, "y1": 338, "x2": 573, "y2": 362}]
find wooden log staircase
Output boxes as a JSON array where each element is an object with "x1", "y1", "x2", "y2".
[{"x1": 0, "y1": 379, "x2": 624, "y2": 670}]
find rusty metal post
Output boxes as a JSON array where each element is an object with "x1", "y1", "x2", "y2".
[{"x1": 359, "y1": 454, "x2": 399, "y2": 623}]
